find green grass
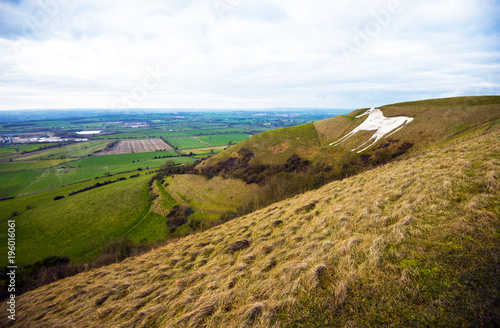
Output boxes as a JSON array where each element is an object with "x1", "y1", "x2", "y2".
[
  {"x1": 95, "y1": 132, "x2": 150, "y2": 139},
  {"x1": 196, "y1": 133, "x2": 250, "y2": 147},
  {"x1": 17, "y1": 151, "x2": 193, "y2": 196},
  {"x1": 126, "y1": 211, "x2": 168, "y2": 242},
  {"x1": 178, "y1": 146, "x2": 227, "y2": 156},
  {"x1": 145, "y1": 130, "x2": 200, "y2": 138},
  {"x1": 164, "y1": 174, "x2": 260, "y2": 215},
  {"x1": 0, "y1": 143, "x2": 56, "y2": 160},
  {"x1": 0, "y1": 175, "x2": 153, "y2": 267},
  {"x1": 201, "y1": 123, "x2": 321, "y2": 166},
  {"x1": 13, "y1": 141, "x2": 110, "y2": 160},
  {"x1": 155, "y1": 180, "x2": 179, "y2": 210},
  {"x1": 0, "y1": 159, "x2": 75, "y2": 172},
  {"x1": 0, "y1": 169, "x2": 44, "y2": 198},
  {"x1": 166, "y1": 137, "x2": 209, "y2": 149}
]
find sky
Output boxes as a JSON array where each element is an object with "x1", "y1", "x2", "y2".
[{"x1": 0, "y1": 0, "x2": 499, "y2": 110}]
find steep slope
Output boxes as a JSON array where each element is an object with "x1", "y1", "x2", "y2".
[
  {"x1": 199, "y1": 96, "x2": 500, "y2": 169},
  {"x1": 3, "y1": 120, "x2": 498, "y2": 327}
]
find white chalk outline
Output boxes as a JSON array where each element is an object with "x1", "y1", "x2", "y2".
[{"x1": 330, "y1": 108, "x2": 414, "y2": 153}]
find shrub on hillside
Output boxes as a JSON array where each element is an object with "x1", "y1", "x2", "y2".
[{"x1": 166, "y1": 205, "x2": 194, "y2": 230}]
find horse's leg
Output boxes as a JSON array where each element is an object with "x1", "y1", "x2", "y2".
[
  {"x1": 330, "y1": 129, "x2": 358, "y2": 146},
  {"x1": 352, "y1": 133, "x2": 379, "y2": 152},
  {"x1": 384, "y1": 119, "x2": 412, "y2": 139}
]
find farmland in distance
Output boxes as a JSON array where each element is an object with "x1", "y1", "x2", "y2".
[
  {"x1": 97, "y1": 139, "x2": 173, "y2": 155},
  {"x1": 0, "y1": 109, "x2": 345, "y2": 269}
]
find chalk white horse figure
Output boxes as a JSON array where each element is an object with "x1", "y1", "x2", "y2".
[{"x1": 330, "y1": 108, "x2": 414, "y2": 153}]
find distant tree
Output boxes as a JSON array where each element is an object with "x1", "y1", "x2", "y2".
[
  {"x1": 11, "y1": 211, "x2": 18, "y2": 217},
  {"x1": 53, "y1": 196, "x2": 65, "y2": 201},
  {"x1": 228, "y1": 140, "x2": 233, "y2": 146}
]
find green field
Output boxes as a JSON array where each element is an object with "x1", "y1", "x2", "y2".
[
  {"x1": 0, "y1": 143, "x2": 56, "y2": 160},
  {"x1": 95, "y1": 132, "x2": 150, "y2": 139},
  {"x1": 16, "y1": 151, "x2": 193, "y2": 196},
  {"x1": 0, "y1": 150, "x2": 194, "y2": 198},
  {"x1": 13, "y1": 141, "x2": 110, "y2": 160},
  {"x1": 0, "y1": 174, "x2": 161, "y2": 266},
  {"x1": 165, "y1": 136, "x2": 209, "y2": 149},
  {"x1": 143, "y1": 130, "x2": 200, "y2": 138},
  {"x1": 196, "y1": 133, "x2": 250, "y2": 146},
  {"x1": 0, "y1": 159, "x2": 74, "y2": 172},
  {"x1": 0, "y1": 170, "x2": 43, "y2": 199}
]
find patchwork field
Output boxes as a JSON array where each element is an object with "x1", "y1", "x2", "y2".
[{"x1": 98, "y1": 139, "x2": 173, "y2": 155}]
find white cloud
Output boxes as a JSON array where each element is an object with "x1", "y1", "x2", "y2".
[{"x1": 0, "y1": 0, "x2": 499, "y2": 110}]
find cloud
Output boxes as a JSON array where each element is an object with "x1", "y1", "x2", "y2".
[{"x1": 0, "y1": 0, "x2": 499, "y2": 110}]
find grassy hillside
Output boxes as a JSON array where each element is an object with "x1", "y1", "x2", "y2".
[
  {"x1": 200, "y1": 96, "x2": 500, "y2": 169},
  {"x1": 4, "y1": 119, "x2": 498, "y2": 327},
  {"x1": 164, "y1": 174, "x2": 260, "y2": 217},
  {"x1": 199, "y1": 122, "x2": 321, "y2": 167},
  {"x1": 315, "y1": 96, "x2": 500, "y2": 153}
]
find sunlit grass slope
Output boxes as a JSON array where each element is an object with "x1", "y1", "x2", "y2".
[
  {"x1": 0, "y1": 175, "x2": 154, "y2": 267},
  {"x1": 164, "y1": 174, "x2": 260, "y2": 216},
  {"x1": 3, "y1": 121, "x2": 498, "y2": 327}
]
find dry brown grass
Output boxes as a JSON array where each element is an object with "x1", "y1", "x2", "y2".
[{"x1": 2, "y1": 124, "x2": 499, "y2": 327}]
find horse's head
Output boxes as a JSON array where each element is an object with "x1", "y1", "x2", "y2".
[{"x1": 355, "y1": 108, "x2": 376, "y2": 119}]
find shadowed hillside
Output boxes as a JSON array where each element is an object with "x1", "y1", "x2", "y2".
[{"x1": 2, "y1": 117, "x2": 498, "y2": 327}]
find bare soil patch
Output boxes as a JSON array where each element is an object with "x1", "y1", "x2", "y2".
[{"x1": 98, "y1": 139, "x2": 173, "y2": 155}]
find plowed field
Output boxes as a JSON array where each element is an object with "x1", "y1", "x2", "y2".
[{"x1": 98, "y1": 139, "x2": 173, "y2": 155}]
